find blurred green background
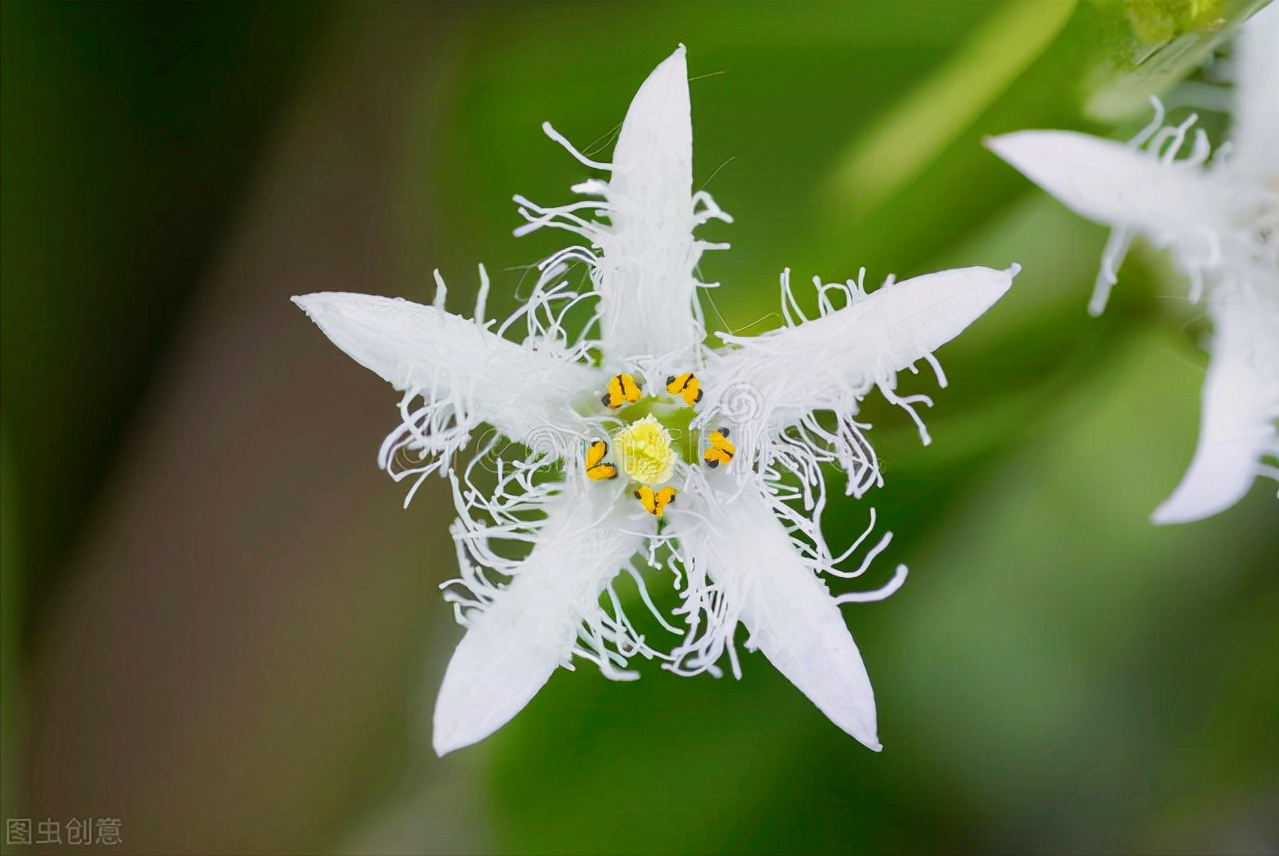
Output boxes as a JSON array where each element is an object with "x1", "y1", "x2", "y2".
[{"x1": 2, "y1": 2, "x2": 1276, "y2": 854}]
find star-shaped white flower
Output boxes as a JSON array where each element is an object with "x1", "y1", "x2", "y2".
[
  {"x1": 986, "y1": 4, "x2": 1279, "y2": 524},
  {"x1": 295, "y1": 46, "x2": 1016, "y2": 755}
]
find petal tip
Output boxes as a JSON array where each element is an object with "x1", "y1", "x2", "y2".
[
  {"x1": 430, "y1": 718, "x2": 471, "y2": 757},
  {"x1": 1148, "y1": 505, "x2": 1187, "y2": 526},
  {"x1": 290, "y1": 291, "x2": 356, "y2": 320},
  {"x1": 1149, "y1": 494, "x2": 1213, "y2": 526},
  {"x1": 838, "y1": 715, "x2": 882, "y2": 753},
  {"x1": 1148, "y1": 471, "x2": 1252, "y2": 525},
  {"x1": 981, "y1": 130, "x2": 1077, "y2": 180},
  {"x1": 431, "y1": 682, "x2": 499, "y2": 757},
  {"x1": 983, "y1": 131, "x2": 1017, "y2": 161},
  {"x1": 644, "y1": 44, "x2": 688, "y2": 83},
  {"x1": 291, "y1": 292, "x2": 334, "y2": 325}
]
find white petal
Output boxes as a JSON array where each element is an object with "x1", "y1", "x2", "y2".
[
  {"x1": 1151, "y1": 283, "x2": 1279, "y2": 523},
  {"x1": 986, "y1": 130, "x2": 1229, "y2": 246},
  {"x1": 667, "y1": 480, "x2": 881, "y2": 750},
  {"x1": 705, "y1": 266, "x2": 1015, "y2": 426},
  {"x1": 611, "y1": 47, "x2": 692, "y2": 211},
  {"x1": 597, "y1": 46, "x2": 707, "y2": 365},
  {"x1": 293, "y1": 292, "x2": 596, "y2": 449},
  {"x1": 1232, "y1": 1, "x2": 1279, "y2": 181},
  {"x1": 433, "y1": 486, "x2": 645, "y2": 754}
]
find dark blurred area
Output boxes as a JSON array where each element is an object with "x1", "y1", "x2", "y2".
[
  {"x1": 2, "y1": 3, "x2": 1276, "y2": 855},
  {"x1": 3, "y1": 2, "x2": 325, "y2": 614}
]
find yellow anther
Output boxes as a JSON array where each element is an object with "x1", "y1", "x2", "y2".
[
  {"x1": 614, "y1": 415, "x2": 676, "y2": 486},
  {"x1": 602, "y1": 373, "x2": 643, "y2": 409},
  {"x1": 703, "y1": 428, "x2": 735, "y2": 469},
  {"x1": 634, "y1": 485, "x2": 677, "y2": 517},
  {"x1": 585, "y1": 439, "x2": 617, "y2": 481},
  {"x1": 665, "y1": 372, "x2": 703, "y2": 407}
]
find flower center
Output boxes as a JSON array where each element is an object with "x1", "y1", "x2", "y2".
[
  {"x1": 585, "y1": 372, "x2": 736, "y2": 517},
  {"x1": 614, "y1": 414, "x2": 675, "y2": 486}
]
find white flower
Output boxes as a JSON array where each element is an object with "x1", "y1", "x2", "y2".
[
  {"x1": 986, "y1": 3, "x2": 1279, "y2": 524},
  {"x1": 295, "y1": 46, "x2": 1016, "y2": 755}
]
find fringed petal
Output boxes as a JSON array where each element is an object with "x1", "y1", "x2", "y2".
[
  {"x1": 1152, "y1": 278, "x2": 1279, "y2": 523},
  {"x1": 433, "y1": 484, "x2": 646, "y2": 755},
  {"x1": 511, "y1": 46, "x2": 731, "y2": 371},
  {"x1": 597, "y1": 45, "x2": 727, "y2": 367},
  {"x1": 666, "y1": 479, "x2": 882, "y2": 751},
  {"x1": 293, "y1": 291, "x2": 596, "y2": 459},
  {"x1": 987, "y1": 129, "x2": 1234, "y2": 310},
  {"x1": 702, "y1": 266, "x2": 1014, "y2": 473},
  {"x1": 986, "y1": 130, "x2": 1223, "y2": 236}
]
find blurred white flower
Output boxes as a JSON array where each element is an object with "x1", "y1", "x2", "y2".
[
  {"x1": 295, "y1": 46, "x2": 1016, "y2": 755},
  {"x1": 986, "y1": 3, "x2": 1279, "y2": 524}
]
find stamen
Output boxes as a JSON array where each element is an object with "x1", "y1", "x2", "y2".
[
  {"x1": 633, "y1": 485, "x2": 677, "y2": 517},
  {"x1": 702, "y1": 428, "x2": 735, "y2": 469},
  {"x1": 602, "y1": 373, "x2": 644, "y2": 408},
  {"x1": 585, "y1": 439, "x2": 618, "y2": 481},
  {"x1": 665, "y1": 372, "x2": 704, "y2": 406}
]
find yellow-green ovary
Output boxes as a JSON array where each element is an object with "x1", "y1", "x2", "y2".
[{"x1": 614, "y1": 415, "x2": 676, "y2": 486}]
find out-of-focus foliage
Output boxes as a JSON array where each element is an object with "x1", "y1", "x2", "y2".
[
  {"x1": 1, "y1": 427, "x2": 20, "y2": 825},
  {"x1": 2, "y1": 3, "x2": 1275, "y2": 855},
  {"x1": 0, "y1": 1, "x2": 324, "y2": 609}
]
